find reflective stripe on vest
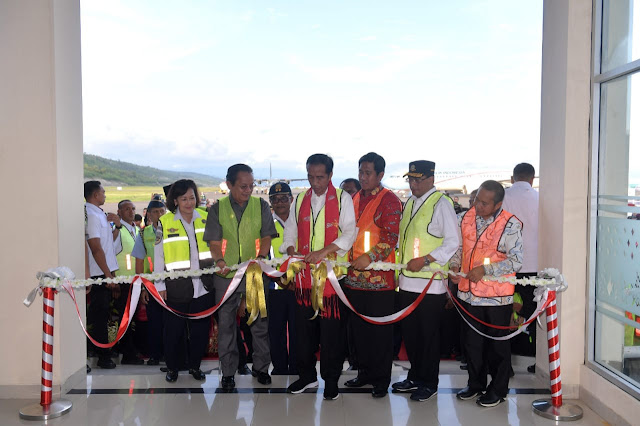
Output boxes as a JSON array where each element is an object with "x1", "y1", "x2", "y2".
[
  {"x1": 458, "y1": 208, "x2": 516, "y2": 297},
  {"x1": 295, "y1": 188, "x2": 348, "y2": 265},
  {"x1": 270, "y1": 218, "x2": 285, "y2": 289},
  {"x1": 159, "y1": 211, "x2": 211, "y2": 271},
  {"x1": 116, "y1": 225, "x2": 139, "y2": 276},
  {"x1": 398, "y1": 191, "x2": 452, "y2": 278},
  {"x1": 218, "y1": 196, "x2": 262, "y2": 278},
  {"x1": 350, "y1": 188, "x2": 395, "y2": 263},
  {"x1": 142, "y1": 225, "x2": 156, "y2": 273}
]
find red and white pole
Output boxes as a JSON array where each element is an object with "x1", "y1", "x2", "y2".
[
  {"x1": 19, "y1": 287, "x2": 72, "y2": 421},
  {"x1": 545, "y1": 290, "x2": 562, "y2": 407},
  {"x1": 532, "y1": 289, "x2": 582, "y2": 421},
  {"x1": 41, "y1": 287, "x2": 55, "y2": 406}
]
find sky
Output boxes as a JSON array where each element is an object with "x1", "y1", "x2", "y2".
[{"x1": 80, "y1": 0, "x2": 543, "y2": 183}]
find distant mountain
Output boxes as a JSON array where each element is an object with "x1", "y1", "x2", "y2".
[{"x1": 83, "y1": 153, "x2": 223, "y2": 186}]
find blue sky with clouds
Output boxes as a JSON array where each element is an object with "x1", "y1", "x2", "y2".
[{"x1": 81, "y1": 0, "x2": 542, "y2": 182}]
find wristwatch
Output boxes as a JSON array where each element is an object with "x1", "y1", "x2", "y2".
[
  {"x1": 423, "y1": 257, "x2": 431, "y2": 267},
  {"x1": 115, "y1": 224, "x2": 122, "y2": 229}
]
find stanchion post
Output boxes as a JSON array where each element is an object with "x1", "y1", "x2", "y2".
[
  {"x1": 19, "y1": 287, "x2": 73, "y2": 420},
  {"x1": 532, "y1": 290, "x2": 583, "y2": 421}
]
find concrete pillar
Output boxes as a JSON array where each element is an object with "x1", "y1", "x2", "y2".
[
  {"x1": 0, "y1": 0, "x2": 85, "y2": 397},
  {"x1": 538, "y1": 0, "x2": 592, "y2": 398}
]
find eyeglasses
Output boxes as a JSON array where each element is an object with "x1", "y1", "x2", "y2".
[
  {"x1": 270, "y1": 195, "x2": 290, "y2": 204},
  {"x1": 405, "y1": 176, "x2": 428, "y2": 183}
]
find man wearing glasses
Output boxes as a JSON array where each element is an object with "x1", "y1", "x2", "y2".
[
  {"x1": 391, "y1": 160, "x2": 460, "y2": 402},
  {"x1": 267, "y1": 182, "x2": 298, "y2": 376},
  {"x1": 204, "y1": 164, "x2": 276, "y2": 391}
]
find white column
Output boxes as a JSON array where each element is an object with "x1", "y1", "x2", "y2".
[
  {"x1": 0, "y1": 0, "x2": 85, "y2": 397},
  {"x1": 538, "y1": 0, "x2": 592, "y2": 398}
]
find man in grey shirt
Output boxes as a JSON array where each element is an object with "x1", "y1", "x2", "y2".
[{"x1": 204, "y1": 164, "x2": 276, "y2": 391}]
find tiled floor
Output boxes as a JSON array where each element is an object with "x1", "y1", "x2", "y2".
[{"x1": 0, "y1": 357, "x2": 607, "y2": 426}]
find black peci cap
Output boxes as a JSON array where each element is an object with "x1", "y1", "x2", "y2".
[
  {"x1": 403, "y1": 160, "x2": 435, "y2": 178},
  {"x1": 269, "y1": 182, "x2": 292, "y2": 196}
]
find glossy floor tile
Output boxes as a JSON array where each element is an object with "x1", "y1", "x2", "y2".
[{"x1": 0, "y1": 356, "x2": 608, "y2": 426}]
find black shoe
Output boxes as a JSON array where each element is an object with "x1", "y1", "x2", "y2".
[
  {"x1": 252, "y1": 368, "x2": 271, "y2": 385},
  {"x1": 147, "y1": 358, "x2": 160, "y2": 366},
  {"x1": 221, "y1": 375, "x2": 235, "y2": 391},
  {"x1": 97, "y1": 358, "x2": 116, "y2": 369},
  {"x1": 287, "y1": 378, "x2": 319, "y2": 394},
  {"x1": 121, "y1": 356, "x2": 144, "y2": 365},
  {"x1": 391, "y1": 378, "x2": 418, "y2": 393},
  {"x1": 323, "y1": 381, "x2": 339, "y2": 400},
  {"x1": 476, "y1": 391, "x2": 505, "y2": 407},
  {"x1": 189, "y1": 368, "x2": 206, "y2": 381},
  {"x1": 237, "y1": 364, "x2": 252, "y2": 375},
  {"x1": 344, "y1": 377, "x2": 367, "y2": 388},
  {"x1": 165, "y1": 369, "x2": 178, "y2": 382},
  {"x1": 270, "y1": 369, "x2": 288, "y2": 375},
  {"x1": 86, "y1": 364, "x2": 91, "y2": 374},
  {"x1": 371, "y1": 386, "x2": 388, "y2": 398},
  {"x1": 527, "y1": 364, "x2": 536, "y2": 374},
  {"x1": 456, "y1": 386, "x2": 482, "y2": 401},
  {"x1": 459, "y1": 363, "x2": 468, "y2": 370},
  {"x1": 410, "y1": 387, "x2": 437, "y2": 402},
  {"x1": 509, "y1": 367, "x2": 515, "y2": 378}
]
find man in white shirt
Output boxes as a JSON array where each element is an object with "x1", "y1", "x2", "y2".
[
  {"x1": 281, "y1": 153, "x2": 357, "y2": 400},
  {"x1": 391, "y1": 160, "x2": 460, "y2": 402},
  {"x1": 84, "y1": 181, "x2": 120, "y2": 369},
  {"x1": 502, "y1": 163, "x2": 539, "y2": 366}
]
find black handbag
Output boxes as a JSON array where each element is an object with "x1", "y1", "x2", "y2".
[{"x1": 199, "y1": 258, "x2": 216, "y2": 292}]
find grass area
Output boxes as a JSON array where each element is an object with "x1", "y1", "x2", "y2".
[{"x1": 104, "y1": 186, "x2": 220, "y2": 203}]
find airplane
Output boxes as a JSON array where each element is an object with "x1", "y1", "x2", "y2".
[
  {"x1": 381, "y1": 169, "x2": 537, "y2": 195},
  {"x1": 217, "y1": 164, "x2": 306, "y2": 195}
]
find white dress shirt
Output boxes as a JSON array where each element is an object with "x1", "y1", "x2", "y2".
[
  {"x1": 398, "y1": 188, "x2": 460, "y2": 294},
  {"x1": 281, "y1": 187, "x2": 357, "y2": 257},
  {"x1": 85, "y1": 202, "x2": 119, "y2": 277},
  {"x1": 502, "y1": 181, "x2": 538, "y2": 273},
  {"x1": 154, "y1": 209, "x2": 208, "y2": 298}
]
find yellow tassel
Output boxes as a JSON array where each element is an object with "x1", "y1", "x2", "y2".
[
  {"x1": 245, "y1": 262, "x2": 267, "y2": 325},
  {"x1": 310, "y1": 262, "x2": 328, "y2": 319}
]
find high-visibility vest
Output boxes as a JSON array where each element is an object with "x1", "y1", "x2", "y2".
[
  {"x1": 398, "y1": 191, "x2": 453, "y2": 279},
  {"x1": 159, "y1": 211, "x2": 211, "y2": 271},
  {"x1": 218, "y1": 196, "x2": 262, "y2": 278},
  {"x1": 142, "y1": 225, "x2": 156, "y2": 273},
  {"x1": 350, "y1": 188, "x2": 396, "y2": 263},
  {"x1": 295, "y1": 188, "x2": 348, "y2": 266},
  {"x1": 116, "y1": 224, "x2": 139, "y2": 276},
  {"x1": 270, "y1": 218, "x2": 285, "y2": 290},
  {"x1": 458, "y1": 207, "x2": 517, "y2": 297}
]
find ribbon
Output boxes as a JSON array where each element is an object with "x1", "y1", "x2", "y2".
[
  {"x1": 281, "y1": 260, "x2": 305, "y2": 286},
  {"x1": 447, "y1": 285, "x2": 551, "y2": 341},
  {"x1": 309, "y1": 262, "x2": 328, "y2": 319},
  {"x1": 325, "y1": 260, "x2": 440, "y2": 325},
  {"x1": 60, "y1": 277, "x2": 141, "y2": 348},
  {"x1": 245, "y1": 262, "x2": 267, "y2": 325}
]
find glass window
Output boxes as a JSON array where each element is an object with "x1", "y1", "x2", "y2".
[
  {"x1": 601, "y1": 0, "x2": 640, "y2": 73},
  {"x1": 595, "y1": 72, "x2": 640, "y2": 386}
]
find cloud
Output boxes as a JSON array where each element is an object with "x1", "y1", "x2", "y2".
[
  {"x1": 289, "y1": 47, "x2": 433, "y2": 83},
  {"x1": 359, "y1": 35, "x2": 377, "y2": 42}
]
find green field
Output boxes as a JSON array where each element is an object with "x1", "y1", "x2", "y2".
[{"x1": 104, "y1": 186, "x2": 220, "y2": 203}]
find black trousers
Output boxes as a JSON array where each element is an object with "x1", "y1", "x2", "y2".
[
  {"x1": 145, "y1": 296, "x2": 164, "y2": 359},
  {"x1": 295, "y1": 302, "x2": 345, "y2": 384},
  {"x1": 163, "y1": 292, "x2": 215, "y2": 371},
  {"x1": 462, "y1": 301, "x2": 513, "y2": 397},
  {"x1": 399, "y1": 290, "x2": 446, "y2": 390},
  {"x1": 87, "y1": 278, "x2": 111, "y2": 359},
  {"x1": 346, "y1": 288, "x2": 395, "y2": 388},
  {"x1": 512, "y1": 273, "x2": 537, "y2": 356},
  {"x1": 268, "y1": 289, "x2": 298, "y2": 374},
  {"x1": 112, "y1": 283, "x2": 138, "y2": 359}
]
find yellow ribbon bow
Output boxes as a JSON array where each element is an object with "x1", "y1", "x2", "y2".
[
  {"x1": 310, "y1": 262, "x2": 329, "y2": 319},
  {"x1": 245, "y1": 262, "x2": 267, "y2": 325},
  {"x1": 282, "y1": 260, "x2": 306, "y2": 287}
]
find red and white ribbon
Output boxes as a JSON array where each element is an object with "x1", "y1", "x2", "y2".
[
  {"x1": 325, "y1": 261, "x2": 438, "y2": 324},
  {"x1": 41, "y1": 288, "x2": 55, "y2": 406},
  {"x1": 546, "y1": 290, "x2": 562, "y2": 406}
]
